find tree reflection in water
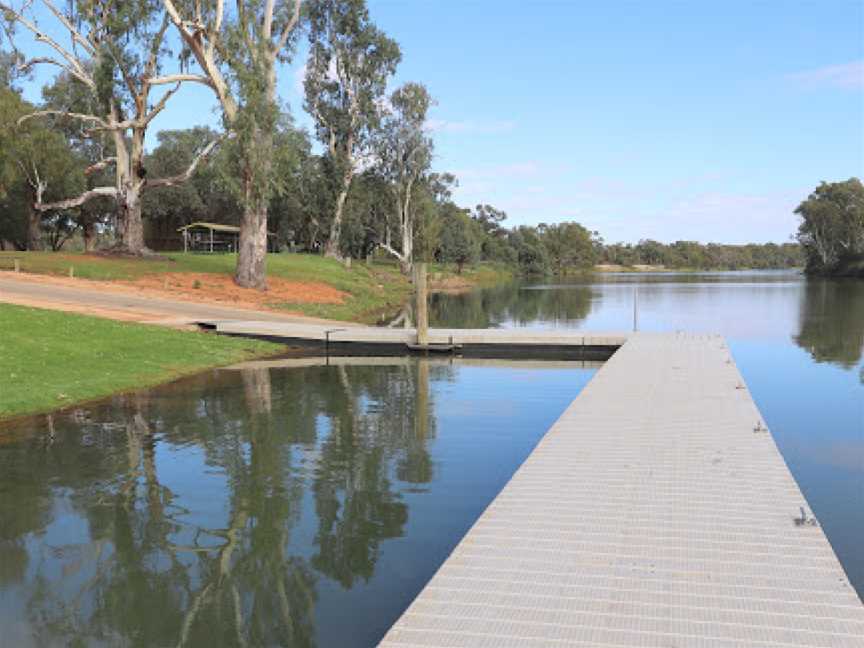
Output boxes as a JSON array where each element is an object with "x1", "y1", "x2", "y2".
[
  {"x1": 794, "y1": 280, "x2": 864, "y2": 369},
  {"x1": 428, "y1": 281, "x2": 593, "y2": 328},
  {"x1": 0, "y1": 358, "x2": 441, "y2": 647}
]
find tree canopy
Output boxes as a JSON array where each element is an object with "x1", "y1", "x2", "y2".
[{"x1": 796, "y1": 178, "x2": 864, "y2": 276}]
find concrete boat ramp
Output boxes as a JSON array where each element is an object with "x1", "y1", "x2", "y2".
[{"x1": 215, "y1": 322, "x2": 864, "y2": 645}]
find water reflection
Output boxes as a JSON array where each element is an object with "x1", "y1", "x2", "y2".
[
  {"x1": 429, "y1": 282, "x2": 593, "y2": 328},
  {"x1": 431, "y1": 272, "x2": 864, "y2": 373},
  {"x1": 0, "y1": 357, "x2": 591, "y2": 647},
  {"x1": 794, "y1": 279, "x2": 864, "y2": 368}
]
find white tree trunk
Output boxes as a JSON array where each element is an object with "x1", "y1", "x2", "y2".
[{"x1": 325, "y1": 167, "x2": 353, "y2": 260}]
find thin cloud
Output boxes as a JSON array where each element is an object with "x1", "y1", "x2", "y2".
[
  {"x1": 787, "y1": 60, "x2": 864, "y2": 90},
  {"x1": 426, "y1": 119, "x2": 517, "y2": 134},
  {"x1": 454, "y1": 162, "x2": 540, "y2": 180}
]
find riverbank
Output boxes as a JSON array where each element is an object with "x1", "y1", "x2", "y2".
[
  {"x1": 0, "y1": 252, "x2": 519, "y2": 321},
  {"x1": 594, "y1": 263, "x2": 667, "y2": 272},
  {"x1": 0, "y1": 251, "x2": 412, "y2": 323},
  {"x1": 428, "y1": 262, "x2": 516, "y2": 292},
  {"x1": 807, "y1": 256, "x2": 864, "y2": 278},
  {"x1": 0, "y1": 304, "x2": 282, "y2": 420}
]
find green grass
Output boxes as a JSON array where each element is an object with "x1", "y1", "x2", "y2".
[
  {"x1": 429, "y1": 261, "x2": 517, "y2": 287},
  {"x1": 0, "y1": 304, "x2": 283, "y2": 420},
  {"x1": 0, "y1": 251, "x2": 413, "y2": 322}
]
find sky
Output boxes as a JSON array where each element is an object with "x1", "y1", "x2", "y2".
[{"x1": 12, "y1": 0, "x2": 864, "y2": 244}]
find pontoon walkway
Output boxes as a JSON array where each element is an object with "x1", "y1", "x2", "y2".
[{"x1": 379, "y1": 332, "x2": 864, "y2": 647}]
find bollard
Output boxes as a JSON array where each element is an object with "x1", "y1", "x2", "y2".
[
  {"x1": 13, "y1": 259, "x2": 20, "y2": 272},
  {"x1": 414, "y1": 262, "x2": 429, "y2": 346},
  {"x1": 69, "y1": 266, "x2": 74, "y2": 278}
]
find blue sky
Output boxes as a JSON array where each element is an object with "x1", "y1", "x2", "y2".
[{"x1": 14, "y1": 0, "x2": 864, "y2": 244}]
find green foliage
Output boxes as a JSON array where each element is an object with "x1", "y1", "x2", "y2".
[
  {"x1": 375, "y1": 82, "x2": 434, "y2": 264},
  {"x1": 508, "y1": 226, "x2": 551, "y2": 275},
  {"x1": 304, "y1": 0, "x2": 401, "y2": 200},
  {"x1": 0, "y1": 49, "x2": 22, "y2": 90},
  {"x1": 340, "y1": 169, "x2": 391, "y2": 257},
  {"x1": 143, "y1": 127, "x2": 217, "y2": 223},
  {"x1": 0, "y1": 303, "x2": 279, "y2": 418},
  {"x1": 537, "y1": 221, "x2": 598, "y2": 273},
  {"x1": 437, "y1": 204, "x2": 479, "y2": 272},
  {"x1": 795, "y1": 178, "x2": 864, "y2": 275},
  {"x1": 599, "y1": 239, "x2": 804, "y2": 271},
  {"x1": 0, "y1": 87, "x2": 85, "y2": 249},
  {"x1": 75, "y1": 0, "x2": 170, "y2": 114}
]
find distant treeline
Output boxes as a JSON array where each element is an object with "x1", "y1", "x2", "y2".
[
  {"x1": 0, "y1": 108, "x2": 806, "y2": 276},
  {"x1": 598, "y1": 240, "x2": 803, "y2": 272}
]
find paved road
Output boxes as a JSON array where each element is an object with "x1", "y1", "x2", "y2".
[{"x1": 0, "y1": 273, "x2": 346, "y2": 326}]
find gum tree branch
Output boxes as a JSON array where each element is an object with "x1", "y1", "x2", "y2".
[
  {"x1": 147, "y1": 135, "x2": 225, "y2": 188},
  {"x1": 34, "y1": 187, "x2": 118, "y2": 212}
]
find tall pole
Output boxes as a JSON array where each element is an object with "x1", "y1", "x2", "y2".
[{"x1": 414, "y1": 262, "x2": 429, "y2": 346}]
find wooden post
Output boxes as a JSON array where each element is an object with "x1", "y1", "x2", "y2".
[
  {"x1": 209, "y1": 228, "x2": 214, "y2": 253},
  {"x1": 13, "y1": 259, "x2": 19, "y2": 272},
  {"x1": 183, "y1": 229, "x2": 188, "y2": 253},
  {"x1": 69, "y1": 266, "x2": 74, "y2": 278},
  {"x1": 414, "y1": 262, "x2": 429, "y2": 346}
]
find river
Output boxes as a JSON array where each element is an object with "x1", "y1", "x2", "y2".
[{"x1": 0, "y1": 270, "x2": 861, "y2": 646}]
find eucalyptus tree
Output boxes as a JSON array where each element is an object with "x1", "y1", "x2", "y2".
[
  {"x1": 162, "y1": 0, "x2": 302, "y2": 288},
  {"x1": 0, "y1": 0, "x2": 223, "y2": 254},
  {"x1": 142, "y1": 127, "x2": 219, "y2": 245},
  {"x1": 537, "y1": 221, "x2": 598, "y2": 274},
  {"x1": 437, "y1": 203, "x2": 479, "y2": 273},
  {"x1": 0, "y1": 49, "x2": 21, "y2": 90},
  {"x1": 0, "y1": 86, "x2": 83, "y2": 249},
  {"x1": 795, "y1": 178, "x2": 864, "y2": 274},
  {"x1": 304, "y1": 0, "x2": 401, "y2": 260},
  {"x1": 375, "y1": 82, "x2": 433, "y2": 273},
  {"x1": 40, "y1": 72, "x2": 118, "y2": 250},
  {"x1": 339, "y1": 168, "x2": 390, "y2": 259}
]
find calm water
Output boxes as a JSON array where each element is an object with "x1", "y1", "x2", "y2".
[
  {"x1": 431, "y1": 270, "x2": 864, "y2": 602},
  {"x1": 0, "y1": 271, "x2": 862, "y2": 648},
  {"x1": 0, "y1": 357, "x2": 594, "y2": 647}
]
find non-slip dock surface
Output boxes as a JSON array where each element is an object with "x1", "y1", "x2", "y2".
[
  {"x1": 212, "y1": 320, "x2": 626, "y2": 354},
  {"x1": 380, "y1": 332, "x2": 864, "y2": 647}
]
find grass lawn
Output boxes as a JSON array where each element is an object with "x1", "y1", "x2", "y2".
[
  {"x1": 0, "y1": 251, "x2": 412, "y2": 322},
  {"x1": 0, "y1": 304, "x2": 283, "y2": 420},
  {"x1": 441, "y1": 261, "x2": 516, "y2": 287}
]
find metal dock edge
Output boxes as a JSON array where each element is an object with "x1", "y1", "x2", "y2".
[{"x1": 208, "y1": 321, "x2": 629, "y2": 359}]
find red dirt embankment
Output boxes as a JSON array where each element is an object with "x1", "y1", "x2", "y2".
[
  {"x1": 124, "y1": 273, "x2": 345, "y2": 307},
  {"x1": 0, "y1": 270, "x2": 347, "y2": 324}
]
